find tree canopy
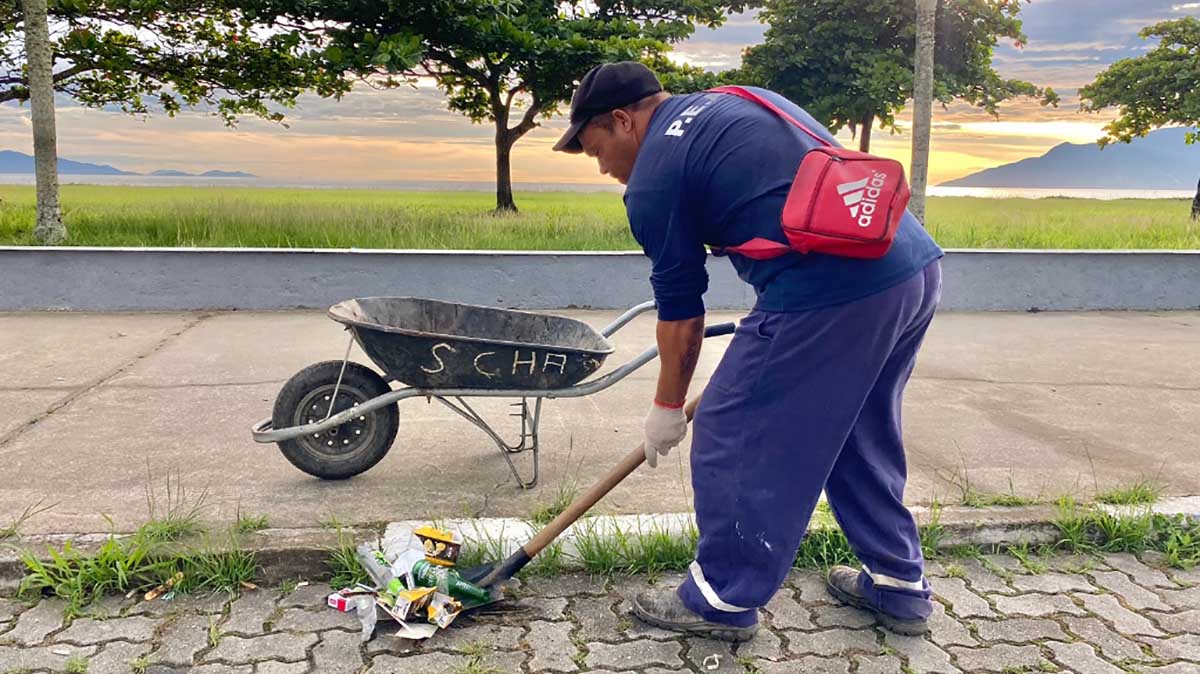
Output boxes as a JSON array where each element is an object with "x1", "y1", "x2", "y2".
[
  {"x1": 1080, "y1": 17, "x2": 1200, "y2": 147},
  {"x1": 241, "y1": 0, "x2": 749, "y2": 210},
  {"x1": 730, "y1": 0, "x2": 1058, "y2": 152},
  {"x1": 1, "y1": 0, "x2": 346, "y2": 125}
]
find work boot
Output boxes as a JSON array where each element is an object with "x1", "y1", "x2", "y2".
[
  {"x1": 632, "y1": 588, "x2": 759, "y2": 642},
  {"x1": 826, "y1": 566, "x2": 929, "y2": 636}
]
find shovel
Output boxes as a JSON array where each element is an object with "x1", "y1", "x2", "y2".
[{"x1": 462, "y1": 394, "x2": 706, "y2": 593}]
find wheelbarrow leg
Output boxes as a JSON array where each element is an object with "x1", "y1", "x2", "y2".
[{"x1": 433, "y1": 396, "x2": 541, "y2": 489}]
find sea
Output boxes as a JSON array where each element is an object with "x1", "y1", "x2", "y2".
[{"x1": 0, "y1": 174, "x2": 1194, "y2": 200}]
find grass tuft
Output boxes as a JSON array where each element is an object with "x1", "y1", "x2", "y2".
[
  {"x1": 529, "y1": 481, "x2": 579, "y2": 528},
  {"x1": 573, "y1": 519, "x2": 628, "y2": 576},
  {"x1": 920, "y1": 502, "x2": 946, "y2": 560},
  {"x1": 1051, "y1": 498, "x2": 1200, "y2": 569},
  {"x1": 233, "y1": 503, "x2": 269, "y2": 535},
  {"x1": 324, "y1": 526, "x2": 370, "y2": 590},
  {"x1": 521, "y1": 540, "x2": 566, "y2": 578},
  {"x1": 19, "y1": 518, "x2": 175, "y2": 617},
  {"x1": 1095, "y1": 480, "x2": 1163, "y2": 506},
  {"x1": 939, "y1": 463, "x2": 1040, "y2": 509},
  {"x1": 141, "y1": 469, "x2": 208, "y2": 543},
  {"x1": 454, "y1": 653, "x2": 505, "y2": 674},
  {"x1": 18, "y1": 518, "x2": 257, "y2": 617},
  {"x1": 1006, "y1": 543, "x2": 1049, "y2": 574},
  {"x1": 174, "y1": 536, "x2": 259, "y2": 595},
  {"x1": 794, "y1": 528, "x2": 858, "y2": 570},
  {"x1": 457, "y1": 522, "x2": 510, "y2": 570},
  {"x1": 0, "y1": 499, "x2": 57, "y2": 541},
  {"x1": 737, "y1": 656, "x2": 763, "y2": 674},
  {"x1": 208, "y1": 616, "x2": 222, "y2": 648}
]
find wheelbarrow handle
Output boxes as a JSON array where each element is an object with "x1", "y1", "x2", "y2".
[
  {"x1": 600, "y1": 303, "x2": 739, "y2": 340},
  {"x1": 599, "y1": 300, "x2": 657, "y2": 338},
  {"x1": 703, "y1": 321, "x2": 736, "y2": 339}
]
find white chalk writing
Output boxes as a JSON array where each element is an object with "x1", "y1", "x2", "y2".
[
  {"x1": 420, "y1": 343, "x2": 457, "y2": 374},
  {"x1": 474, "y1": 352, "x2": 499, "y2": 379},
  {"x1": 513, "y1": 350, "x2": 538, "y2": 375},
  {"x1": 542, "y1": 353, "x2": 567, "y2": 374}
]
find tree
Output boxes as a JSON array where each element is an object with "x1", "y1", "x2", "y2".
[
  {"x1": 1079, "y1": 17, "x2": 1200, "y2": 220},
  {"x1": 20, "y1": 0, "x2": 64, "y2": 244},
  {"x1": 2, "y1": 0, "x2": 348, "y2": 126},
  {"x1": 3, "y1": 0, "x2": 355, "y2": 243},
  {"x1": 731, "y1": 0, "x2": 1058, "y2": 153},
  {"x1": 247, "y1": 0, "x2": 747, "y2": 212},
  {"x1": 909, "y1": 0, "x2": 937, "y2": 224}
]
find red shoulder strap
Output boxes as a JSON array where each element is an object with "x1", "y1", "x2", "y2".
[{"x1": 707, "y1": 85, "x2": 832, "y2": 148}]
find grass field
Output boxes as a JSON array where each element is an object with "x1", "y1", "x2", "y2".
[{"x1": 0, "y1": 184, "x2": 1197, "y2": 250}]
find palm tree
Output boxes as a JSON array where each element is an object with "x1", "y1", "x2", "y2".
[
  {"x1": 908, "y1": 0, "x2": 937, "y2": 225},
  {"x1": 21, "y1": 0, "x2": 66, "y2": 244}
]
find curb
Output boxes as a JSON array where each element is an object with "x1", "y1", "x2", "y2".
[{"x1": 3, "y1": 498, "x2": 1197, "y2": 594}]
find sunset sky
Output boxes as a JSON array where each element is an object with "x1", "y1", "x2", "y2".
[{"x1": 1, "y1": 0, "x2": 1197, "y2": 186}]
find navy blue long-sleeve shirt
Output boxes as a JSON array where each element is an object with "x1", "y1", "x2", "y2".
[{"x1": 624, "y1": 87, "x2": 943, "y2": 321}]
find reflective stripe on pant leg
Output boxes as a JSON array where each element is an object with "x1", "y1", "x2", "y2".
[
  {"x1": 857, "y1": 567, "x2": 933, "y2": 621},
  {"x1": 688, "y1": 561, "x2": 751, "y2": 612},
  {"x1": 862, "y1": 564, "x2": 926, "y2": 592}
]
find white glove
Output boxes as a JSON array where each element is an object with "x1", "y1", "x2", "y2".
[{"x1": 643, "y1": 401, "x2": 688, "y2": 468}]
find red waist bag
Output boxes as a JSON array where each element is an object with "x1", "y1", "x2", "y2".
[{"x1": 708, "y1": 86, "x2": 910, "y2": 260}]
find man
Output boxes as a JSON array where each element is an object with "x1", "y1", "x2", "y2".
[{"x1": 553, "y1": 62, "x2": 944, "y2": 642}]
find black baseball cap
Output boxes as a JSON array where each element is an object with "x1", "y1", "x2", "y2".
[{"x1": 553, "y1": 62, "x2": 664, "y2": 154}]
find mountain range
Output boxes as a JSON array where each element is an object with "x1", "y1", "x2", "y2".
[
  {"x1": 0, "y1": 150, "x2": 255, "y2": 178},
  {"x1": 940, "y1": 127, "x2": 1199, "y2": 190}
]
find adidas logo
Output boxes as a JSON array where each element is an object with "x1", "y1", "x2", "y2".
[{"x1": 837, "y1": 172, "x2": 888, "y2": 228}]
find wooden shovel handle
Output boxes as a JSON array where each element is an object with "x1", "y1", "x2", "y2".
[
  {"x1": 523, "y1": 395, "x2": 702, "y2": 556},
  {"x1": 478, "y1": 319, "x2": 735, "y2": 589}
]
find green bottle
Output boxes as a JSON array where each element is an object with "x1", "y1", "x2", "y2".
[{"x1": 412, "y1": 559, "x2": 491, "y2": 603}]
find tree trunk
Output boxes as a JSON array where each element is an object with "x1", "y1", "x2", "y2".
[
  {"x1": 21, "y1": 0, "x2": 65, "y2": 244},
  {"x1": 858, "y1": 113, "x2": 874, "y2": 153},
  {"x1": 909, "y1": 0, "x2": 938, "y2": 225},
  {"x1": 495, "y1": 130, "x2": 517, "y2": 213}
]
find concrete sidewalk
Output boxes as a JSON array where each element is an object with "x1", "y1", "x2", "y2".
[{"x1": 0, "y1": 309, "x2": 1197, "y2": 536}]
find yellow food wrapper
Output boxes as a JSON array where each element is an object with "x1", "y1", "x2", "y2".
[
  {"x1": 427, "y1": 592, "x2": 464, "y2": 629},
  {"x1": 414, "y1": 525, "x2": 462, "y2": 566},
  {"x1": 391, "y1": 586, "x2": 436, "y2": 622}
]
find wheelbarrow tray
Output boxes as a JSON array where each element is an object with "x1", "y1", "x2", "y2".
[{"x1": 329, "y1": 297, "x2": 615, "y2": 390}]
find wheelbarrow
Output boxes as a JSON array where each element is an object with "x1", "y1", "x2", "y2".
[{"x1": 251, "y1": 298, "x2": 736, "y2": 488}]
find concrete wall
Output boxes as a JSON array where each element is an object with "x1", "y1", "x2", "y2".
[{"x1": 1, "y1": 247, "x2": 1197, "y2": 312}]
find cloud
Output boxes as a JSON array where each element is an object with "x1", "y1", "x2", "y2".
[
  {"x1": 1018, "y1": 41, "x2": 1129, "y2": 53},
  {"x1": 668, "y1": 41, "x2": 746, "y2": 70},
  {"x1": 689, "y1": 10, "x2": 765, "y2": 46},
  {"x1": 1173, "y1": 3, "x2": 1200, "y2": 9}
]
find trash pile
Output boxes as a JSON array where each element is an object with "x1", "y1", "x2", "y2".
[{"x1": 326, "y1": 524, "x2": 490, "y2": 642}]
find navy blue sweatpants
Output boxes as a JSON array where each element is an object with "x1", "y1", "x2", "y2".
[{"x1": 678, "y1": 261, "x2": 942, "y2": 627}]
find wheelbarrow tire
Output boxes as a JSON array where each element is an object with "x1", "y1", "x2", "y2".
[{"x1": 272, "y1": 360, "x2": 399, "y2": 480}]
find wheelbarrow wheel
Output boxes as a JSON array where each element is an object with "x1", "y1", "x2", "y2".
[{"x1": 272, "y1": 360, "x2": 399, "y2": 480}]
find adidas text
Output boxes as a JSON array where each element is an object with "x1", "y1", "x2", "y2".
[{"x1": 837, "y1": 171, "x2": 888, "y2": 228}]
